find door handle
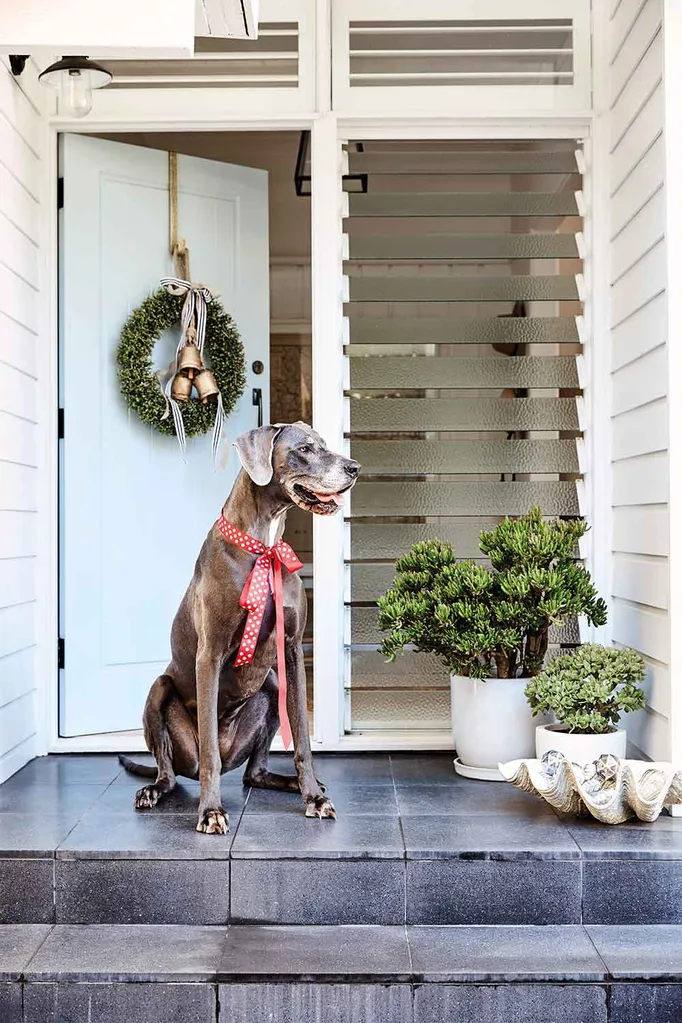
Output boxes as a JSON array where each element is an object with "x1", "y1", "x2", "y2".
[{"x1": 252, "y1": 387, "x2": 263, "y2": 428}]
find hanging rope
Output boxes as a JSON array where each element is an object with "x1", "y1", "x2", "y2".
[
  {"x1": 160, "y1": 153, "x2": 226, "y2": 467},
  {"x1": 169, "y1": 151, "x2": 190, "y2": 281}
]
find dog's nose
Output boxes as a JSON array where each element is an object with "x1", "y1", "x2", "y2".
[{"x1": 345, "y1": 460, "x2": 361, "y2": 477}]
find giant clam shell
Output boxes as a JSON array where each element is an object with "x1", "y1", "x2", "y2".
[{"x1": 499, "y1": 758, "x2": 682, "y2": 824}]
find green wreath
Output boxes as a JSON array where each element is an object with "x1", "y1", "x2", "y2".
[{"x1": 116, "y1": 287, "x2": 246, "y2": 438}]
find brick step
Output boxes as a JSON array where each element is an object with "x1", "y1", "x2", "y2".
[
  {"x1": 1, "y1": 754, "x2": 682, "y2": 927},
  {"x1": 2, "y1": 922, "x2": 681, "y2": 1022}
]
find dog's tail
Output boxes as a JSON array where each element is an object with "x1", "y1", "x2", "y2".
[{"x1": 118, "y1": 754, "x2": 156, "y2": 778}]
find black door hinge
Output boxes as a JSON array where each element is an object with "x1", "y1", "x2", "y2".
[
  {"x1": 57, "y1": 177, "x2": 64, "y2": 210},
  {"x1": 58, "y1": 408, "x2": 64, "y2": 439},
  {"x1": 58, "y1": 638, "x2": 65, "y2": 670}
]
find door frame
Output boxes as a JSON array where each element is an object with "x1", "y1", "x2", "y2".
[{"x1": 39, "y1": 107, "x2": 604, "y2": 754}]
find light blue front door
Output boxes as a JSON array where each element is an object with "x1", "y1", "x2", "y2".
[{"x1": 60, "y1": 134, "x2": 269, "y2": 737}]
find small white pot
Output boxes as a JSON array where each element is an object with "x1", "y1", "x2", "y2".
[
  {"x1": 535, "y1": 723, "x2": 627, "y2": 764},
  {"x1": 450, "y1": 674, "x2": 546, "y2": 781}
]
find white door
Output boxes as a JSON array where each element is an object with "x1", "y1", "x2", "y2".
[{"x1": 59, "y1": 134, "x2": 269, "y2": 737}]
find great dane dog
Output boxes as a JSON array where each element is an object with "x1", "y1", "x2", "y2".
[{"x1": 120, "y1": 422, "x2": 360, "y2": 834}]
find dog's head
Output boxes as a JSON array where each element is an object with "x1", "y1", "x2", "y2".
[{"x1": 234, "y1": 422, "x2": 360, "y2": 516}]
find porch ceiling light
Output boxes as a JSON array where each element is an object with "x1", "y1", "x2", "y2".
[{"x1": 39, "y1": 56, "x2": 112, "y2": 118}]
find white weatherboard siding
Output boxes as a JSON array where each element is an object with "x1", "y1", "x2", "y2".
[
  {"x1": 608, "y1": 0, "x2": 670, "y2": 758},
  {"x1": 0, "y1": 59, "x2": 46, "y2": 782}
]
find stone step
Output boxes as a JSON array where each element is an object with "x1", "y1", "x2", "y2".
[
  {"x1": 2, "y1": 922, "x2": 682, "y2": 1022},
  {"x1": 2, "y1": 754, "x2": 682, "y2": 927}
]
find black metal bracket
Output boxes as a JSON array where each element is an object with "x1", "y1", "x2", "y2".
[
  {"x1": 252, "y1": 387, "x2": 263, "y2": 428},
  {"x1": 294, "y1": 131, "x2": 368, "y2": 197},
  {"x1": 9, "y1": 55, "x2": 29, "y2": 76},
  {"x1": 294, "y1": 131, "x2": 311, "y2": 197}
]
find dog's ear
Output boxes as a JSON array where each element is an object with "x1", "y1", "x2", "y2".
[{"x1": 233, "y1": 425, "x2": 282, "y2": 486}]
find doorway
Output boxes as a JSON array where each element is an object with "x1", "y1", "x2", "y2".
[{"x1": 58, "y1": 130, "x2": 313, "y2": 743}]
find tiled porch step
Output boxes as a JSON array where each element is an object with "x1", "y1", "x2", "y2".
[
  {"x1": 2, "y1": 923, "x2": 682, "y2": 1022},
  {"x1": 4, "y1": 754, "x2": 682, "y2": 926},
  {"x1": 7, "y1": 832, "x2": 682, "y2": 927}
]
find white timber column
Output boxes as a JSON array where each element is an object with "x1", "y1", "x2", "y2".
[
  {"x1": 311, "y1": 111, "x2": 346, "y2": 747},
  {"x1": 663, "y1": 0, "x2": 682, "y2": 771},
  {"x1": 583, "y1": 1, "x2": 613, "y2": 642}
]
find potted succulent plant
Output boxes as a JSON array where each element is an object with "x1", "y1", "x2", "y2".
[
  {"x1": 525, "y1": 643, "x2": 647, "y2": 762},
  {"x1": 377, "y1": 508, "x2": 608, "y2": 780}
]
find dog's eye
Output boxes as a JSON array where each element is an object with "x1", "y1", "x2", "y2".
[{"x1": 298, "y1": 445, "x2": 311, "y2": 455}]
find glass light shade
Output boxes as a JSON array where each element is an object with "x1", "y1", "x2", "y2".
[{"x1": 39, "y1": 57, "x2": 112, "y2": 118}]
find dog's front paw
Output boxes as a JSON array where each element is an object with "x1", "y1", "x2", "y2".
[
  {"x1": 305, "y1": 795, "x2": 336, "y2": 819},
  {"x1": 134, "y1": 785, "x2": 163, "y2": 809},
  {"x1": 196, "y1": 808, "x2": 229, "y2": 834}
]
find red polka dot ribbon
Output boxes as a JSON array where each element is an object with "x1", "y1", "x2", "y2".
[{"x1": 217, "y1": 515, "x2": 303, "y2": 750}]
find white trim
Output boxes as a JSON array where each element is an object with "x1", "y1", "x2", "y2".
[
  {"x1": 36, "y1": 113, "x2": 59, "y2": 758},
  {"x1": 580, "y1": 0, "x2": 614, "y2": 646},
  {"x1": 336, "y1": 117, "x2": 593, "y2": 138},
  {"x1": 663, "y1": 0, "x2": 682, "y2": 768},
  {"x1": 45, "y1": 729, "x2": 454, "y2": 754},
  {"x1": 310, "y1": 112, "x2": 346, "y2": 747},
  {"x1": 43, "y1": 114, "x2": 316, "y2": 753},
  {"x1": 314, "y1": 0, "x2": 332, "y2": 114},
  {"x1": 42, "y1": 110, "x2": 597, "y2": 754},
  {"x1": 49, "y1": 115, "x2": 318, "y2": 132}
]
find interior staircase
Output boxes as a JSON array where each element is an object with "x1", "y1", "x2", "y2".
[{"x1": 1, "y1": 753, "x2": 682, "y2": 1022}]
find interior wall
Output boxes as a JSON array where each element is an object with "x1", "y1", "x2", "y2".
[
  {"x1": 0, "y1": 59, "x2": 46, "y2": 782},
  {"x1": 606, "y1": 0, "x2": 670, "y2": 758}
]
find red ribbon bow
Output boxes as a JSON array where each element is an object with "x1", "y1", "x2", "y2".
[{"x1": 217, "y1": 515, "x2": 303, "y2": 749}]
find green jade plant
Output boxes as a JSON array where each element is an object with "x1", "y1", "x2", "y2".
[
  {"x1": 378, "y1": 508, "x2": 608, "y2": 680},
  {"x1": 525, "y1": 643, "x2": 646, "y2": 734}
]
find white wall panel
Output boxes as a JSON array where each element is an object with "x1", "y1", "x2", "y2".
[
  {"x1": 610, "y1": 291, "x2": 666, "y2": 370},
  {"x1": 611, "y1": 0, "x2": 655, "y2": 60},
  {"x1": 0, "y1": 559, "x2": 36, "y2": 610},
  {"x1": 611, "y1": 133, "x2": 664, "y2": 231},
  {"x1": 611, "y1": 0, "x2": 661, "y2": 100},
  {"x1": 611, "y1": 599, "x2": 669, "y2": 664},
  {"x1": 610, "y1": 184, "x2": 664, "y2": 280},
  {"x1": 610, "y1": 83, "x2": 663, "y2": 187},
  {"x1": 0, "y1": 58, "x2": 45, "y2": 782},
  {"x1": 611, "y1": 345, "x2": 666, "y2": 414},
  {"x1": 612, "y1": 452, "x2": 668, "y2": 505},
  {"x1": 608, "y1": 0, "x2": 670, "y2": 759},
  {"x1": 612, "y1": 504, "x2": 669, "y2": 557},
  {"x1": 612, "y1": 553, "x2": 668, "y2": 609},
  {"x1": 610, "y1": 29, "x2": 663, "y2": 144},
  {"x1": 610, "y1": 237, "x2": 666, "y2": 326},
  {"x1": 611, "y1": 399, "x2": 667, "y2": 460},
  {"x1": 0, "y1": 512, "x2": 38, "y2": 560}
]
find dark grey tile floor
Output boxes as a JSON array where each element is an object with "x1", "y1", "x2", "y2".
[
  {"x1": 2, "y1": 753, "x2": 682, "y2": 928},
  {"x1": 2, "y1": 920, "x2": 682, "y2": 1023},
  {"x1": 3, "y1": 751, "x2": 680, "y2": 859},
  {"x1": 4, "y1": 922, "x2": 682, "y2": 984}
]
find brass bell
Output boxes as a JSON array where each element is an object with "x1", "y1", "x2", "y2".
[
  {"x1": 177, "y1": 342, "x2": 204, "y2": 379},
  {"x1": 171, "y1": 370, "x2": 194, "y2": 403},
  {"x1": 194, "y1": 368, "x2": 219, "y2": 404}
]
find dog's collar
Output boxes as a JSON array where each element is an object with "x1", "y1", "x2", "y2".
[{"x1": 217, "y1": 516, "x2": 302, "y2": 749}]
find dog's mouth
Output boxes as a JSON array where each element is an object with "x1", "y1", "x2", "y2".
[{"x1": 291, "y1": 482, "x2": 354, "y2": 516}]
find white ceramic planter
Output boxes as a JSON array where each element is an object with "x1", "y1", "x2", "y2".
[
  {"x1": 450, "y1": 674, "x2": 545, "y2": 781},
  {"x1": 535, "y1": 723, "x2": 627, "y2": 763}
]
